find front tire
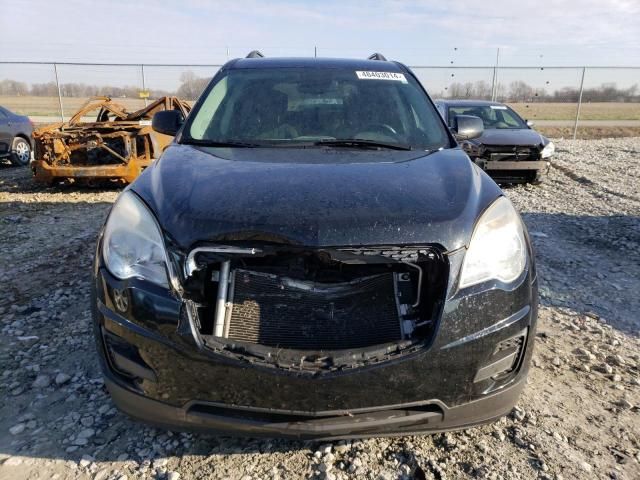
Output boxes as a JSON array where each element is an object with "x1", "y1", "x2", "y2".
[{"x1": 10, "y1": 137, "x2": 31, "y2": 166}]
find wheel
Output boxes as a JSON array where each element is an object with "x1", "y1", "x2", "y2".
[{"x1": 10, "y1": 137, "x2": 31, "y2": 166}]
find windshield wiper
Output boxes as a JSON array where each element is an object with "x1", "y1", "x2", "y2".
[
  {"x1": 181, "y1": 137, "x2": 413, "y2": 150},
  {"x1": 181, "y1": 138, "x2": 262, "y2": 148},
  {"x1": 315, "y1": 139, "x2": 412, "y2": 151}
]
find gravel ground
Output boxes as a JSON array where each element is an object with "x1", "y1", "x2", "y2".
[{"x1": 0, "y1": 137, "x2": 639, "y2": 480}]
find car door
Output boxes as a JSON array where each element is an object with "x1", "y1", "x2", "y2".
[{"x1": 0, "y1": 107, "x2": 13, "y2": 156}]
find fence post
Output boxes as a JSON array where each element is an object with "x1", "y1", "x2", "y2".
[
  {"x1": 491, "y1": 66, "x2": 497, "y2": 101},
  {"x1": 490, "y1": 48, "x2": 500, "y2": 101},
  {"x1": 140, "y1": 64, "x2": 147, "y2": 107},
  {"x1": 53, "y1": 63, "x2": 64, "y2": 123},
  {"x1": 573, "y1": 67, "x2": 586, "y2": 140}
]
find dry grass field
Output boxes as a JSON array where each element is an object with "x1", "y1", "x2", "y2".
[
  {"x1": 2, "y1": 95, "x2": 639, "y2": 121},
  {"x1": 509, "y1": 102, "x2": 640, "y2": 121},
  {"x1": 537, "y1": 125, "x2": 640, "y2": 139},
  {"x1": 0, "y1": 96, "x2": 150, "y2": 117}
]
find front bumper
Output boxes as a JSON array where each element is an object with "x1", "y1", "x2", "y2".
[
  {"x1": 478, "y1": 159, "x2": 550, "y2": 173},
  {"x1": 31, "y1": 158, "x2": 151, "y2": 184},
  {"x1": 104, "y1": 370, "x2": 526, "y2": 440},
  {"x1": 92, "y1": 252, "x2": 538, "y2": 439}
]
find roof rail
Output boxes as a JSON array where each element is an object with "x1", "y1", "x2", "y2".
[
  {"x1": 368, "y1": 52, "x2": 387, "y2": 61},
  {"x1": 246, "y1": 50, "x2": 265, "y2": 58}
]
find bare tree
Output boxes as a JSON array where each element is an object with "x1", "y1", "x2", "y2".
[
  {"x1": 446, "y1": 80, "x2": 493, "y2": 100},
  {"x1": 473, "y1": 81, "x2": 492, "y2": 99},
  {"x1": 0, "y1": 79, "x2": 29, "y2": 96},
  {"x1": 176, "y1": 71, "x2": 211, "y2": 100},
  {"x1": 508, "y1": 81, "x2": 535, "y2": 102}
]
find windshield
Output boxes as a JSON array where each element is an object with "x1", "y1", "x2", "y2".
[
  {"x1": 447, "y1": 105, "x2": 527, "y2": 129},
  {"x1": 183, "y1": 67, "x2": 450, "y2": 150}
]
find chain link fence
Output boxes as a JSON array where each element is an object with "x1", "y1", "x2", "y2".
[{"x1": 1, "y1": 61, "x2": 638, "y2": 139}]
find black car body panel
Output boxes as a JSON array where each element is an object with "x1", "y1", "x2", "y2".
[
  {"x1": 92, "y1": 56, "x2": 538, "y2": 438},
  {"x1": 470, "y1": 128, "x2": 545, "y2": 147},
  {"x1": 435, "y1": 99, "x2": 551, "y2": 183},
  {"x1": 132, "y1": 145, "x2": 502, "y2": 252}
]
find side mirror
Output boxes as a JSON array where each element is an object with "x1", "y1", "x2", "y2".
[
  {"x1": 152, "y1": 110, "x2": 183, "y2": 136},
  {"x1": 526, "y1": 119, "x2": 535, "y2": 127},
  {"x1": 451, "y1": 115, "x2": 483, "y2": 141}
]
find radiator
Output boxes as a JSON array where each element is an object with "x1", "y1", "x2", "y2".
[{"x1": 226, "y1": 269, "x2": 401, "y2": 350}]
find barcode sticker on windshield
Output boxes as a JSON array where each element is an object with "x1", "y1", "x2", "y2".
[
  {"x1": 356, "y1": 71, "x2": 407, "y2": 83},
  {"x1": 490, "y1": 105, "x2": 508, "y2": 110}
]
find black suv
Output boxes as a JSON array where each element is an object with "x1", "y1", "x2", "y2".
[
  {"x1": 0, "y1": 105, "x2": 34, "y2": 166},
  {"x1": 92, "y1": 53, "x2": 537, "y2": 439}
]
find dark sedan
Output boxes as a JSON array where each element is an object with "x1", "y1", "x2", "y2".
[
  {"x1": 92, "y1": 54, "x2": 538, "y2": 439},
  {"x1": 0, "y1": 105, "x2": 34, "y2": 166},
  {"x1": 435, "y1": 100, "x2": 553, "y2": 184}
]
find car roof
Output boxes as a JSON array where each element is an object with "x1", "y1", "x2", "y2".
[
  {"x1": 434, "y1": 99, "x2": 506, "y2": 107},
  {"x1": 229, "y1": 57, "x2": 406, "y2": 72}
]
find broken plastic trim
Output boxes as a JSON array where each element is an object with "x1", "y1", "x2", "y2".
[
  {"x1": 184, "y1": 246, "x2": 261, "y2": 277},
  {"x1": 179, "y1": 244, "x2": 447, "y2": 373},
  {"x1": 201, "y1": 330, "x2": 424, "y2": 374},
  {"x1": 402, "y1": 262, "x2": 423, "y2": 308},
  {"x1": 183, "y1": 292, "x2": 436, "y2": 375}
]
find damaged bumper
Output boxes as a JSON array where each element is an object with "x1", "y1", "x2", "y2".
[
  {"x1": 92, "y1": 241, "x2": 538, "y2": 439},
  {"x1": 103, "y1": 369, "x2": 526, "y2": 439},
  {"x1": 478, "y1": 160, "x2": 550, "y2": 172},
  {"x1": 463, "y1": 142, "x2": 550, "y2": 183},
  {"x1": 32, "y1": 157, "x2": 151, "y2": 183},
  {"x1": 476, "y1": 159, "x2": 551, "y2": 183}
]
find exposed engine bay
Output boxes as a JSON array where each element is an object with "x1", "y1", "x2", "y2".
[{"x1": 179, "y1": 244, "x2": 449, "y2": 372}]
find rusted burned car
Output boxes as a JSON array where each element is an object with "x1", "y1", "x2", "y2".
[{"x1": 32, "y1": 96, "x2": 190, "y2": 184}]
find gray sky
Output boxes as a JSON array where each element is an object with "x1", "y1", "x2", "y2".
[
  {"x1": 1, "y1": 0, "x2": 638, "y2": 92},
  {"x1": 2, "y1": 0, "x2": 639, "y2": 65}
]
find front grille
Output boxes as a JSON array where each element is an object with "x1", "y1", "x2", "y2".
[
  {"x1": 489, "y1": 170, "x2": 536, "y2": 184},
  {"x1": 227, "y1": 269, "x2": 401, "y2": 350},
  {"x1": 339, "y1": 247, "x2": 433, "y2": 262},
  {"x1": 484, "y1": 145, "x2": 540, "y2": 161}
]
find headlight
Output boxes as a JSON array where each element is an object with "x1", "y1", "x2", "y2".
[
  {"x1": 459, "y1": 197, "x2": 527, "y2": 288},
  {"x1": 541, "y1": 141, "x2": 555, "y2": 158},
  {"x1": 103, "y1": 191, "x2": 169, "y2": 288}
]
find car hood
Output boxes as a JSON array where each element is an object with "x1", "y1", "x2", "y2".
[
  {"x1": 471, "y1": 128, "x2": 546, "y2": 147},
  {"x1": 131, "y1": 145, "x2": 502, "y2": 252}
]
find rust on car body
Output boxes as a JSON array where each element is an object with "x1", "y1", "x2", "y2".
[{"x1": 32, "y1": 96, "x2": 191, "y2": 184}]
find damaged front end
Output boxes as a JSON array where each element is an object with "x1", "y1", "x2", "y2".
[
  {"x1": 32, "y1": 96, "x2": 191, "y2": 185},
  {"x1": 462, "y1": 142, "x2": 551, "y2": 184},
  {"x1": 178, "y1": 243, "x2": 449, "y2": 372}
]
